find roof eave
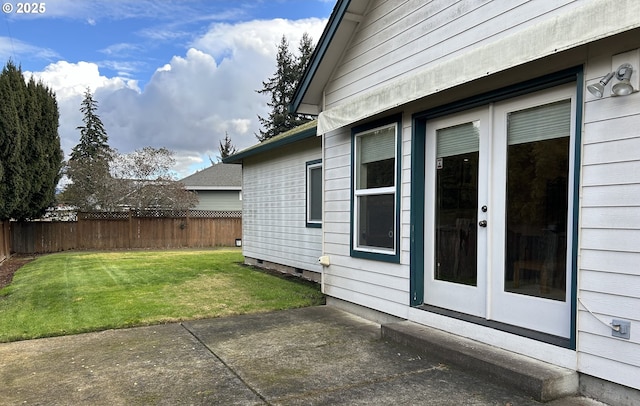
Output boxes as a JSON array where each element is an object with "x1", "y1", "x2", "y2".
[
  {"x1": 289, "y1": 0, "x2": 352, "y2": 115},
  {"x1": 223, "y1": 124, "x2": 318, "y2": 164}
]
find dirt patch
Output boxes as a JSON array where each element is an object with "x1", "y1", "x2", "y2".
[{"x1": 0, "y1": 255, "x2": 37, "y2": 289}]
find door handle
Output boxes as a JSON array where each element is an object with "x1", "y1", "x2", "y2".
[{"x1": 478, "y1": 220, "x2": 487, "y2": 227}]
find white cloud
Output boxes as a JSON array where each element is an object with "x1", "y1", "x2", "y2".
[
  {"x1": 25, "y1": 17, "x2": 327, "y2": 178},
  {"x1": 193, "y1": 18, "x2": 326, "y2": 60}
]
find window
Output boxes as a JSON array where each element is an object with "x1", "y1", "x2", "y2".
[
  {"x1": 351, "y1": 116, "x2": 401, "y2": 262},
  {"x1": 306, "y1": 160, "x2": 322, "y2": 227}
]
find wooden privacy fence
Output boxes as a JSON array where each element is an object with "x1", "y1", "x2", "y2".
[
  {"x1": 10, "y1": 210, "x2": 242, "y2": 254},
  {"x1": 0, "y1": 221, "x2": 10, "y2": 262}
]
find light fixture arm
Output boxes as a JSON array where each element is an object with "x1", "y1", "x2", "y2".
[
  {"x1": 587, "y1": 71, "x2": 615, "y2": 98},
  {"x1": 599, "y1": 71, "x2": 616, "y2": 86}
]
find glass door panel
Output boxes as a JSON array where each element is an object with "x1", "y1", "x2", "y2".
[
  {"x1": 435, "y1": 143, "x2": 479, "y2": 284},
  {"x1": 435, "y1": 122, "x2": 479, "y2": 285},
  {"x1": 425, "y1": 111, "x2": 487, "y2": 318},
  {"x1": 490, "y1": 85, "x2": 575, "y2": 338},
  {"x1": 504, "y1": 101, "x2": 570, "y2": 301}
]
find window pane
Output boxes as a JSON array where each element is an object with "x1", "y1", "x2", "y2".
[
  {"x1": 436, "y1": 121, "x2": 479, "y2": 158},
  {"x1": 359, "y1": 158, "x2": 394, "y2": 189},
  {"x1": 508, "y1": 100, "x2": 570, "y2": 145},
  {"x1": 435, "y1": 123, "x2": 479, "y2": 286},
  {"x1": 309, "y1": 166, "x2": 322, "y2": 222},
  {"x1": 360, "y1": 126, "x2": 395, "y2": 163},
  {"x1": 352, "y1": 120, "x2": 398, "y2": 256},
  {"x1": 356, "y1": 126, "x2": 395, "y2": 190},
  {"x1": 505, "y1": 105, "x2": 569, "y2": 301},
  {"x1": 358, "y1": 194, "x2": 395, "y2": 250}
]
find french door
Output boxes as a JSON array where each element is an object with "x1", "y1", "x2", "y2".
[{"x1": 424, "y1": 84, "x2": 576, "y2": 338}]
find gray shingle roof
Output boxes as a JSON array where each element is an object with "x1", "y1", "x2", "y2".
[
  {"x1": 180, "y1": 163, "x2": 242, "y2": 190},
  {"x1": 224, "y1": 119, "x2": 317, "y2": 163}
]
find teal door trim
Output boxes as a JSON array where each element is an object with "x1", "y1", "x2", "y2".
[{"x1": 409, "y1": 66, "x2": 583, "y2": 349}]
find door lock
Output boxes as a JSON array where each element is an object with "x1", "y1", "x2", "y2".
[{"x1": 478, "y1": 220, "x2": 487, "y2": 227}]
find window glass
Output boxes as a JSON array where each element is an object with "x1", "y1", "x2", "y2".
[
  {"x1": 353, "y1": 121, "x2": 398, "y2": 257},
  {"x1": 356, "y1": 126, "x2": 395, "y2": 189},
  {"x1": 357, "y1": 194, "x2": 395, "y2": 249},
  {"x1": 505, "y1": 100, "x2": 570, "y2": 300},
  {"x1": 308, "y1": 165, "x2": 322, "y2": 223}
]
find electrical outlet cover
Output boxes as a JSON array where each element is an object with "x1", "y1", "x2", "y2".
[{"x1": 612, "y1": 319, "x2": 631, "y2": 339}]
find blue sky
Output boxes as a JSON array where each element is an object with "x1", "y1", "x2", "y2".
[{"x1": 1, "y1": 0, "x2": 333, "y2": 177}]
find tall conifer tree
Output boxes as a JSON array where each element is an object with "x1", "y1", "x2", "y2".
[
  {"x1": 0, "y1": 61, "x2": 62, "y2": 220},
  {"x1": 0, "y1": 61, "x2": 25, "y2": 219},
  {"x1": 256, "y1": 33, "x2": 315, "y2": 142},
  {"x1": 218, "y1": 132, "x2": 237, "y2": 160},
  {"x1": 63, "y1": 89, "x2": 115, "y2": 211}
]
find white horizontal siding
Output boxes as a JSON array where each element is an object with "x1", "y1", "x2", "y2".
[
  {"x1": 580, "y1": 270, "x2": 639, "y2": 301},
  {"x1": 321, "y1": 122, "x2": 411, "y2": 314},
  {"x1": 582, "y1": 184, "x2": 640, "y2": 207},
  {"x1": 242, "y1": 137, "x2": 322, "y2": 273},
  {"x1": 578, "y1": 352, "x2": 640, "y2": 391},
  {"x1": 580, "y1": 249, "x2": 640, "y2": 276},
  {"x1": 576, "y1": 50, "x2": 640, "y2": 389},
  {"x1": 324, "y1": 0, "x2": 579, "y2": 109},
  {"x1": 193, "y1": 190, "x2": 241, "y2": 211}
]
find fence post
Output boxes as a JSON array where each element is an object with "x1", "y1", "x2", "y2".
[
  {"x1": 185, "y1": 209, "x2": 190, "y2": 248},
  {"x1": 0, "y1": 221, "x2": 10, "y2": 261},
  {"x1": 77, "y1": 212, "x2": 82, "y2": 249},
  {"x1": 128, "y1": 209, "x2": 133, "y2": 249}
]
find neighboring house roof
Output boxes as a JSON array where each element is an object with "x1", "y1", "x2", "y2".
[
  {"x1": 180, "y1": 163, "x2": 242, "y2": 191},
  {"x1": 223, "y1": 119, "x2": 318, "y2": 164}
]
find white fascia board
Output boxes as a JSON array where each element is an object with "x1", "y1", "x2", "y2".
[{"x1": 185, "y1": 186, "x2": 242, "y2": 191}]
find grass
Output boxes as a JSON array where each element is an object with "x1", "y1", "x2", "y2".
[{"x1": 0, "y1": 249, "x2": 324, "y2": 342}]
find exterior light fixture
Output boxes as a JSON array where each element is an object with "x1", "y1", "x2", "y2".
[
  {"x1": 587, "y1": 71, "x2": 615, "y2": 98},
  {"x1": 611, "y1": 63, "x2": 634, "y2": 96},
  {"x1": 588, "y1": 63, "x2": 636, "y2": 98}
]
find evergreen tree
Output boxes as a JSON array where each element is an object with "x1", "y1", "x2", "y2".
[
  {"x1": 0, "y1": 61, "x2": 26, "y2": 219},
  {"x1": 63, "y1": 89, "x2": 115, "y2": 211},
  {"x1": 70, "y1": 88, "x2": 111, "y2": 162},
  {"x1": 256, "y1": 36, "x2": 296, "y2": 142},
  {"x1": 256, "y1": 34, "x2": 315, "y2": 142},
  {"x1": 292, "y1": 32, "x2": 316, "y2": 128},
  {"x1": 0, "y1": 61, "x2": 62, "y2": 220},
  {"x1": 218, "y1": 132, "x2": 237, "y2": 160},
  {"x1": 15, "y1": 77, "x2": 63, "y2": 219}
]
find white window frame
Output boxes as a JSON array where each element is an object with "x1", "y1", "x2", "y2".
[
  {"x1": 351, "y1": 117, "x2": 400, "y2": 262},
  {"x1": 306, "y1": 160, "x2": 322, "y2": 227}
]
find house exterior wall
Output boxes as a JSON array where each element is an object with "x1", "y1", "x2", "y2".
[
  {"x1": 577, "y1": 47, "x2": 640, "y2": 390},
  {"x1": 317, "y1": 0, "x2": 640, "y2": 135},
  {"x1": 323, "y1": 121, "x2": 411, "y2": 318},
  {"x1": 192, "y1": 190, "x2": 241, "y2": 211},
  {"x1": 242, "y1": 137, "x2": 322, "y2": 274},
  {"x1": 324, "y1": 0, "x2": 583, "y2": 109},
  {"x1": 318, "y1": 0, "x2": 640, "y2": 393}
]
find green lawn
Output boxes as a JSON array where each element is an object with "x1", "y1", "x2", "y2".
[{"x1": 0, "y1": 249, "x2": 324, "y2": 342}]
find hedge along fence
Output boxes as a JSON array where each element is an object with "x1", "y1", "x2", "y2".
[{"x1": 10, "y1": 210, "x2": 242, "y2": 254}]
